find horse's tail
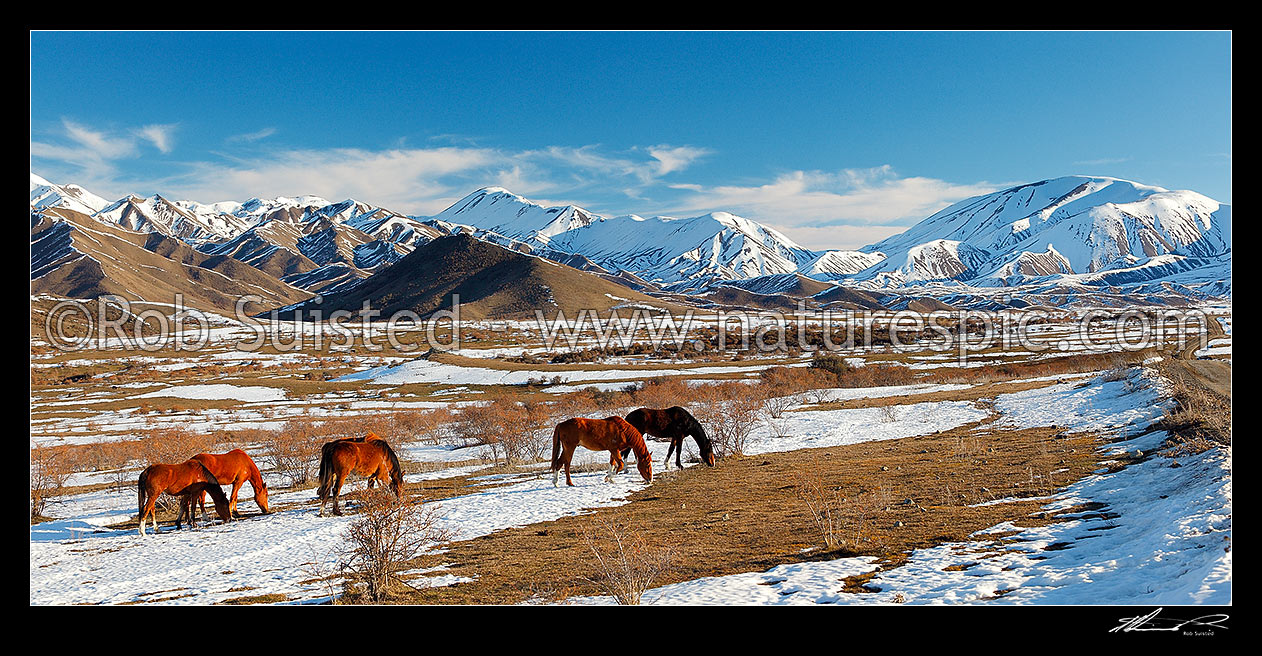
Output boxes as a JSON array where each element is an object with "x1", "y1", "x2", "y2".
[
  {"x1": 136, "y1": 469, "x2": 147, "y2": 518},
  {"x1": 551, "y1": 423, "x2": 563, "y2": 471},
  {"x1": 379, "y1": 440, "x2": 404, "y2": 497},
  {"x1": 316, "y1": 441, "x2": 338, "y2": 500}
]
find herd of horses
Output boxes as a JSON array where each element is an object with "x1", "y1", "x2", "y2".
[{"x1": 135, "y1": 406, "x2": 713, "y2": 535}]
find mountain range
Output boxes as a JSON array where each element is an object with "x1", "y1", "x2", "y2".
[{"x1": 30, "y1": 172, "x2": 1232, "y2": 316}]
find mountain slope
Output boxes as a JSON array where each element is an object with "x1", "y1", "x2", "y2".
[
  {"x1": 855, "y1": 176, "x2": 1230, "y2": 287},
  {"x1": 31, "y1": 208, "x2": 309, "y2": 314},
  {"x1": 279, "y1": 234, "x2": 683, "y2": 320}
]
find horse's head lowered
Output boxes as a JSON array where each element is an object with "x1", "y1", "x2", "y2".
[
  {"x1": 255, "y1": 480, "x2": 271, "y2": 514},
  {"x1": 636, "y1": 455, "x2": 653, "y2": 483},
  {"x1": 691, "y1": 419, "x2": 716, "y2": 467}
]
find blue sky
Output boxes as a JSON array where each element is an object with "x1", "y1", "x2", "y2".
[{"x1": 30, "y1": 31, "x2": 1232, "y2": 250}]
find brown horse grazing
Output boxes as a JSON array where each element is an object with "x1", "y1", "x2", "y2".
[
  {"x1": 316, "y1": 433, "x2": 404, "y2": 516},
  {"x1": 551, "y1": 417, "x2": 653, "y2": 488},
  {"x1": 622, "y1": 406, "x2": 715, "y2": 470},
  {"x1": 137, "y1": 460, "x2": 231, "y2": 536},
  {"x1": 188, "y1": 449, "x2": 270, "y2": 521}
]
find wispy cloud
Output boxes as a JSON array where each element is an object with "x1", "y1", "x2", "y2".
[
  {"x1": 1072, "y1": 156, "x2": 1131, "y2": 167},
  {"x1": 647, "y1": 145, "x2": 711, "y2": 177},
  {"x1": 226, "y1": 127, "x2": 277, "y2": 143},
  {"x1": 146, "y1": 142, "x2": 716, "y2": 213},
  {"x1": 170, "y1": 147, "x2": 502, "y2": 210},
  {"x1": 658, "y1": 166, "x2": 1008, "y2": 250},
  {"x1": 30, "y1": 119, "x2": 181, "y2": 196},
  {"x1": 133, "y1": 124, "x2": 178, "y2": 154}
]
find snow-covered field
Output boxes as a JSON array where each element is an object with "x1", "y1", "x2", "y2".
[
  {"x1": 30, "y1": 350, "x2": 1231, "y2": 605},
  {"x1": 566, "y1": 370, "x2": 1232, "y2": 605}
]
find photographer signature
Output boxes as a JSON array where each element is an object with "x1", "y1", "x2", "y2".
[{"x1": 1111, "y1": 608, "x2": 1229, "y2": 633}]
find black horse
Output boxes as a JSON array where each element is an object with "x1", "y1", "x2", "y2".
[{"x1": 621, "y1": 406, "x2": 716, "y2": 470}]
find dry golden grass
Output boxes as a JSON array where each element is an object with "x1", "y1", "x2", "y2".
[{"x1": 399, "y1": 423, "x2": 1106, "y2": 604}]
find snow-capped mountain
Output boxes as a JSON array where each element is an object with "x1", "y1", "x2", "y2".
[
  {"x1": 29, "y1": 172, "x2": 1232, "y2": 307},
  {"x1": 428, "y1": 187, "x2": 852, "y2": 291},
  {"x1": 30, "y1": 174, "x2": 442, "y2": 294},
  {"x1": 853, "y1": 176, "x2": 1231, "y2": 290},
  {"x1": 30, "y1": 173, "x2": 110, "y2": 217}
]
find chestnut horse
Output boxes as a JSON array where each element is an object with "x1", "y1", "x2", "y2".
[
  {"x1": 137, "y1": 460, "x2": 230, "y2": 536},
  {"x1": 551, "y1": 417, "x2": 653, "y2": 488},
  {"x1": 316, "y1": 433, "x2": 404, "y2": 516},
  {"x1": 188, "y1": 449, "x2": 270, "y2": 520},
  {"x1": 622, "y1": 406, "x2": 715, "y2": 470}
]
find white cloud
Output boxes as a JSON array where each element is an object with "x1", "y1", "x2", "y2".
[
  {"x1": 133, "y1": 124, "x2": 178, "y2": 154},
  {"x1": 1072, "y1": 156, "x2": 1131, "y2": 167},
  {"x1": 169, "y1": 147, "x2": 502, "y2": 211},
  {"x1": 226, "y1": 127, "x2": 277, "y2": 143},
  {"x1": 662, "y1": 167, "x2": 1005, "y2": 228},
  {"x1": 647, "y1": 145, "x2": 711, "y2": 176}
]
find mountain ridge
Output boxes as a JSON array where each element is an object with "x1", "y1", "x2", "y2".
[{"x1": 30, "y1": 172, "x2": 1231, "y2": 309}]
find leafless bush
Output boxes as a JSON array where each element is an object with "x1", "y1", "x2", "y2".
[
  {"x1": 791, "y1": 456, "x2": 846, "y2": 550},
  {"x1": 453, "y1": 397, "x2": 534, "y2": 465},
  {"x1": 394, "y1": 408, "x2": 456, "y2": 445},
  {"x1": 878, "y1": 405, "x2": 899, "y2": 423},
  {"x1": 760, "y1": 385, "x2": 800, "y2": 421},
  {"x1": 629, "y1": 376, "x2": 693, "y2": 411},
  {"x1": 339, "y1": 490, "x2": 453, "y2": 603},
  {"x1": 1101, "y1": 366, "x2": 1131, "y2": 382},
  {"x1": 31, "y1": 443, "x2": 72, "y2": 520},
  {"x1": 264, "y1": 420, "x2": 326, "y2": 486},
  {"x1": 136, "y1": 427, "x2": 220, "y2": 467},
  {"x1": 581, "y1": 518, "x2": 674, "y2": 605},
  {"x1": 692, "y1": 383, "x2": 766, "y2": 457}
]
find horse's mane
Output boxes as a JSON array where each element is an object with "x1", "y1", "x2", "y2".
[
  {"x1": 617, "y1": 418, "x2": 652, "y2": 460},
  {"x1": 190, "y1": 459, "x2": 220, "y2": 486}
]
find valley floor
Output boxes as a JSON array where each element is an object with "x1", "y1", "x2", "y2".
[{"x1": 30, "y1": 359, "x2": 1231, "y2": 606}]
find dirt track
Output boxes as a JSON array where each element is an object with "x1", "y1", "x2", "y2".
[{"x1": 1169, "y1": 314, "x2": 1231, "y2": 400}]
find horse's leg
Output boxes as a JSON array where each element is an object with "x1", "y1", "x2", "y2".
[
  {"x1": 139, "y1": 491, "x2": 155, "y2": 536},
  {"x1": 607, "y1": 451, "x2": 624, "y2": 483},
  {"x1": 332, "y1": 473, "x2": 346, "y2": 516},
  {"x1": 675, "y1": 436, "x2": 685, "y2": 470},
  {"x1": 230, "y1": 479, "x2": 243, "y2": 518},
  {"x1": 562, "y1": 442, "x2": 577, "y2": 487},
  {"x1": 663, "y1": 439, "x2": 676, "y2": 471}
]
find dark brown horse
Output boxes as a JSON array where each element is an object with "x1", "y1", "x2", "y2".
[
  {"x1": 137, "y1": 460, "x2": 231, "y2": 535},
  {"x1": 552, "y1": 417, "x2": 652, "y2": 488},
  {"x1": 622, "y1": 406, "x2": 715, "y2": 470},
  {"x1": 188, "y1": 449, "x2": 270, "y2": 520},
  {"x1": 316, "y1": 433, "x2": 404, "y2": 516}
]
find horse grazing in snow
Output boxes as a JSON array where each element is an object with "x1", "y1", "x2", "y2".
[
  {"x1": 187, "y1": 449, "x2": 270, "y2": 520},
  {"x1": 316, "y1": 433, "x2": 404, "y2": 516},
  {"x1": 137, "y1": 460, "x2": 231, "y2": 535},
  {"x1": 552, "y1": 416, "x2": 652, "y2": 487},
  {"x1": 621, "y1": 406, "x2": 715, "y2": 470}
]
